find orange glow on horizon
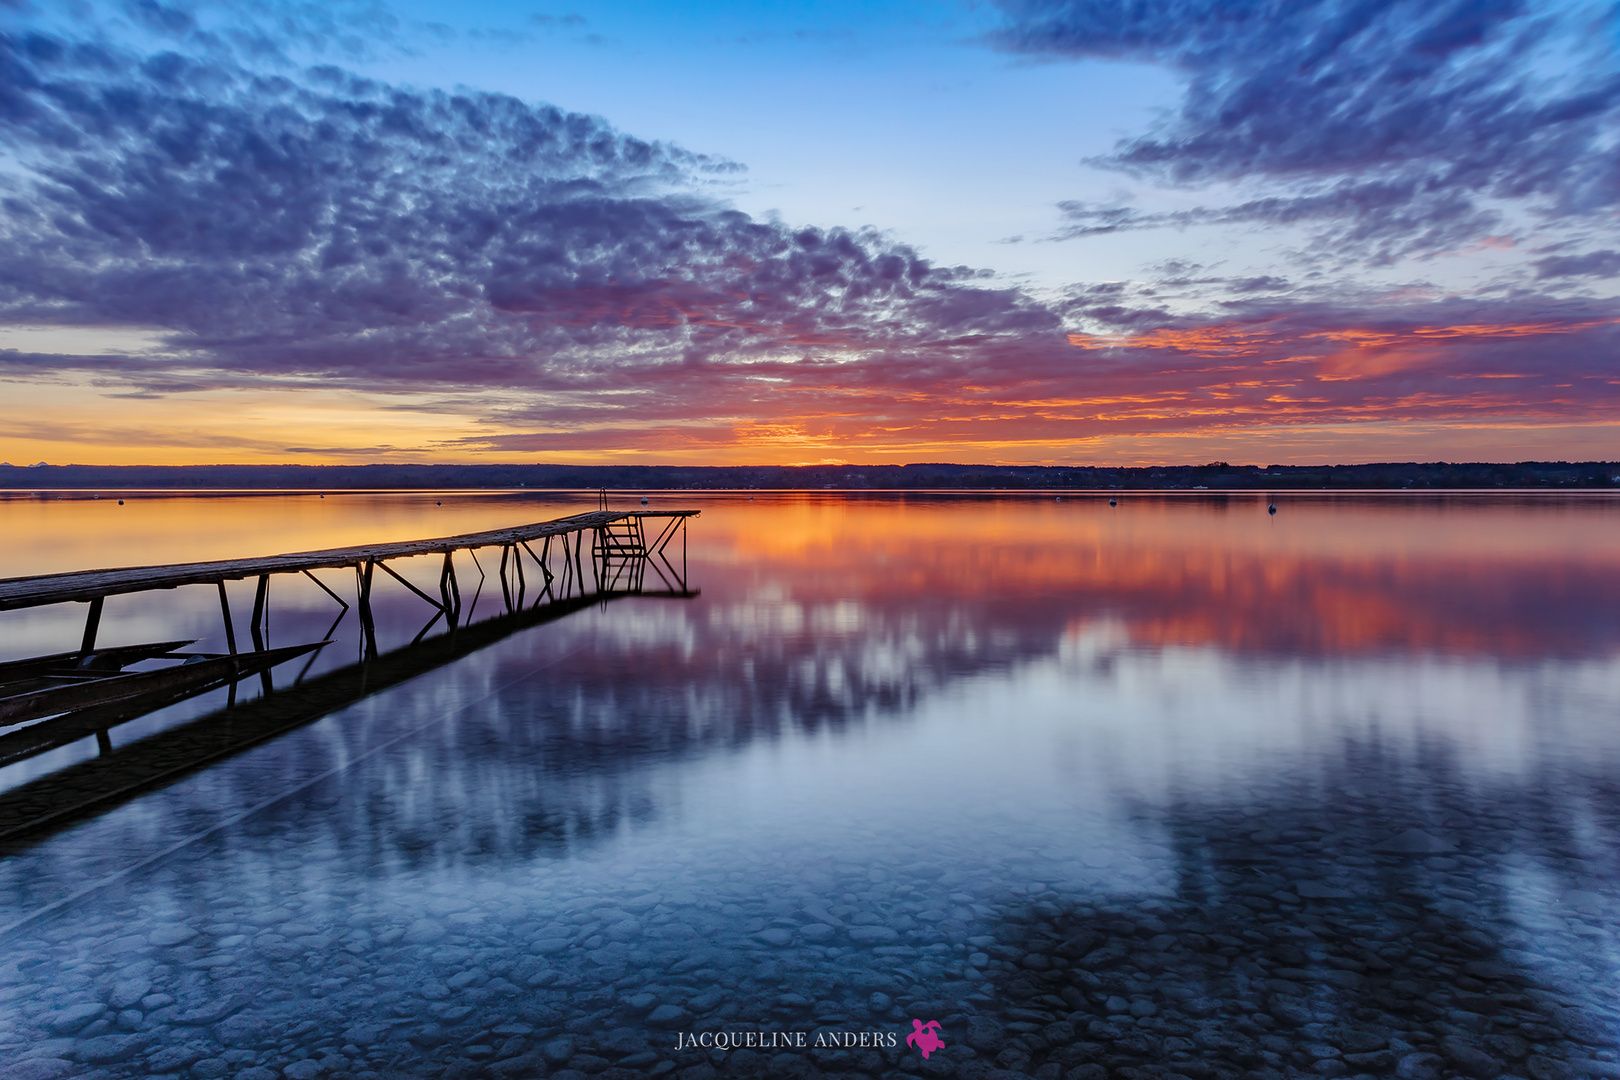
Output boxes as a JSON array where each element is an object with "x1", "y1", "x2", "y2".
[
  {"x1": 5, "y1": 312, "x2": 1619, "y2": 467},
  {"x1": 1068, "y1": 317, "x2": 1619, "y2": 355}
]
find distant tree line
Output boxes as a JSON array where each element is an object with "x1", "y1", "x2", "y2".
[{"x1": 1, "y1": 461, "x2": 1617, "y2": 490}]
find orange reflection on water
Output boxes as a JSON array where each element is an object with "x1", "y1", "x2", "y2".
[
  {"x1": 3, "y1": 491, "x2": 1619, "y2": 662},
  {"x1": 699, "y1": 494, "x2": 1620, "y2": 659}
]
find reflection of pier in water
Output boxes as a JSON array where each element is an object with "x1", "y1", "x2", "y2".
[{"x1": 0, "y1": 508, "x2": 697, "y2": 842}]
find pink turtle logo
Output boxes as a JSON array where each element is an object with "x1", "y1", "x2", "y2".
[{"x1": 907, "y1": 1019, "x2": 945, "y2": 1059}]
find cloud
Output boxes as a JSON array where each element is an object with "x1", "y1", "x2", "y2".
[
  {"x1": 1535, "y1": 249, "x2": 1620, "y2": 279},
  {"x1": 994, "y1": 0, "x2": 1620, "y2": 263},
  {"x1": 0, "y1": 29, "x2": 1056, "y2": 396},
  {"x1": 424, "y1": 289, "x2": 1620, "y2": 460},
  {"x1": 1054, "y1": 177, "x2": 1501, "y2": 263},
  {"x1": 0, "y1": 15, "x2": 1616, "y2": 464}
]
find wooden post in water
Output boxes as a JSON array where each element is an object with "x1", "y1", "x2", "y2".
[
  {"x1": 574, "y1": 528, "x2": 585, "y2": 593},
  {"x1": 591, "y1": 527, "x2": 603, "y2": 595},
  {"x1": 249, "y1": 573, "x2": 273, "y2": 694},
  {"x1": 217, "y1": 582, "x2": 237, "y2": 655},
  {"x1": 497, "y1": 546, "x2": 512, "y2": 613},
  {"x1": 537, "y1": 536, "x2": 555, "y2": 600},
  {"x1": 78, "y1": 597, "x2": 103, "y2": 657},
  {"x1": 439, "y1": 551, "x2": 458, "y2": 629},
  {"x1": 249, "y1": 575, "x2": 270, "y2": 650},
  {"x1": 357, "y1": 560, "x2": 377, "y2": 661}
]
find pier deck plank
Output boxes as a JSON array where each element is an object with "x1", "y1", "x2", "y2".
[{"x1": 0, "y1": 510, "x2": 698, "y2": 611}]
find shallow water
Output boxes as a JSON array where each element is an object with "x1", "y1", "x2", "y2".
[{"x1": 2, "y1": 491, "x2": 1620, "y2": 1080}]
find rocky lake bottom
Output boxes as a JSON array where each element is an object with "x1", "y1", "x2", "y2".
[{"x1": 3, "y1": 736, "x2": 1618, "y2": 1080}]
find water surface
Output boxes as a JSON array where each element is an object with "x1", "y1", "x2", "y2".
[{"x1": 2, "y1": 491, "x2": 1619, "y2": 1080}]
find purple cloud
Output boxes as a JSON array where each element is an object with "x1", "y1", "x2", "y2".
[
  {"x1": 1536, "y1": 249, "x2": 1620, "y2": 280},
  {"x1": 0, "y1": 29, "x2": 1056, "y2": 396},
  {"x1": 994, "y1": 0, "x2": 1620, "y2": 264},
  {"x1": 0, "y1": 12, "x2": 1615, "y2": 462}
]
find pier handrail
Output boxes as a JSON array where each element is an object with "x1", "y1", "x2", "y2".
[{"x1": 0, "y1": 509, "x2": 699, "y2": 611}]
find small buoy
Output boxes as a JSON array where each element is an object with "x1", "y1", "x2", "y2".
[
  {"x1": 1054, "y1": 496, "x2": 1061, "y2": 501},
  {"x1": 1109, "y1": 498, "x2": 1117, "y2": 507},
  {"x1": 1268, "y1": 504, "x2": 1277, "y2": 515},
  {"x1": 437, "y1": 500, "x2": 442, "y2": 506},
  {"x1": 641, "y1": 497, "x2": 648, "y2": 505},
  {"x1": 117, "y1": 499, "x2": 124, "y2": 505},
  {"x1": 319, "y1": 494, "x2": 324, "y2": 499}
]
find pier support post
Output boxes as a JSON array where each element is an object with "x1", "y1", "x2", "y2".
[
  {"x1": 78, "y1": 597, "x2": 104, "y2": 657},
  {"x1": 498, "y1": 546, "x2": 513, "y2": 613},
  {"x1": 249, "y1": 574, "x2": 273, "y2": 694},
  {"x1": 217, "y1": 582, "x2": 237, "y2": 655},
  {"x1": 439, "y1": 551, "x2": 460, "y2": 629},
  {"x1": 557, "y1": 533, "x2": 571, "y2": 598},
  {"x1": 519, "y1": 541, "x2": 549, "y2": 605},
  {"x1": 539, "y1": 536, "x2": 556, "y2": 596},
  {"x1": 249, "y1": 575, "x2": 269, "y2": 650},
  {"x1": 357, "y1": 560, "x2": 377, "y2": 661},
  {"x1": 301, "y1": 569, "x2": 349, "y2": 613},
  {"x1": 592, "y1": 527, "x2": 604, "y2": 595}
]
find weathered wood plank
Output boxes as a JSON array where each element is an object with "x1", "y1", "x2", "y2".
[
  {"x1": 0, "y1": 641, "x2": 326, "y2": 770},
  {"x1": 0, "y1": 642, "x2": 325, "y2": 725},
  {"x1": 0, "y1": 509, "x2": 698, "y2": 611},
  {"x1": 0, "y1": 641, "x2": 194, "y2": 684}
]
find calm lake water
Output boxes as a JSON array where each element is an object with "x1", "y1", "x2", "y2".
[{"x1": 2, "y1": 491, "x2": 1619, "y2": 1080}]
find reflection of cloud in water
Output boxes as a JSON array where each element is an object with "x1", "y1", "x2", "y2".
[
  {"x1": 32, "y1": 584, "x2": 1620, "y2": 886},
  {"x1": 1054, "y1": 622, "x2": 1620, "y2": 796},
  {"x1": 202, "y1": 595, "x2": 1620, "y2": 907},
  {"x1": 697, "y1": 496, "x2": 1620, "y2": 662}
]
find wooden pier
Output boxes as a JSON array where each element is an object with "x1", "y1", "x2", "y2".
[
  {"x1": 0, "y1": 508, "x2": 694, "y2": 650},
  {"x1": 0, "y1": 508, "x2": 699, "y2": 808},
  {"x1": 0, "y1": 509, "x2": 695, "y2": 610},
  {"x1": 0, "y1": 588, "x2": 689, "y2": 847}
]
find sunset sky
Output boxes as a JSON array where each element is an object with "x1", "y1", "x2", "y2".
[{"x1": 0, "y1": 0, "x2": 1616, "y2": 466}]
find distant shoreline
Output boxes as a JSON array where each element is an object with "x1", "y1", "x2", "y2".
[{"x1": 1, "y1": 461, "x2": 1617, "y2": 490}]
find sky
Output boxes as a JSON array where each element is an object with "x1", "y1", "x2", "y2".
[{"x1": 0, "y1": 0, "x2": 1616, "y2": 467}]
